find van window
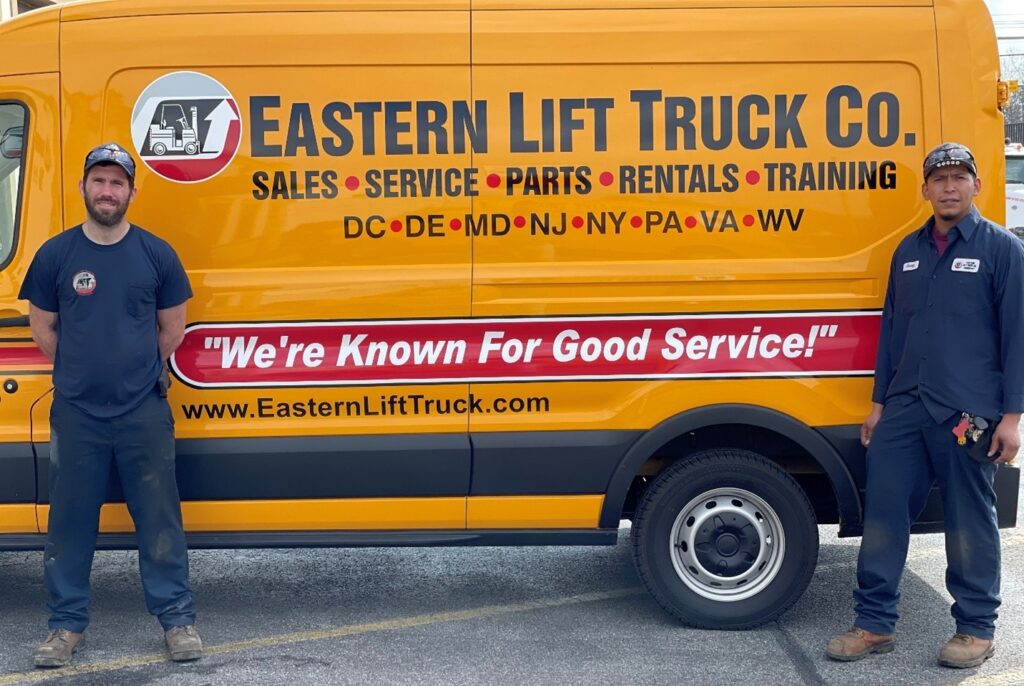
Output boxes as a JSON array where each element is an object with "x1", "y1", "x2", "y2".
[{"x1": 0, "y1": 103, "x2": 25, "y2": 268}]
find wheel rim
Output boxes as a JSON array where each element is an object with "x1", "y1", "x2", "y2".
[{"x1": 668, "y1": 487, "x2": 785, "y2": 602}]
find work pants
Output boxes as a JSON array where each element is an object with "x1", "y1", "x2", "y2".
[
  {"x1": 44, "y1": 390, "x2": 196, "y2": 633},
  {"x1": 853, "y1": 395, "x2": 1000, "y2": 639}
]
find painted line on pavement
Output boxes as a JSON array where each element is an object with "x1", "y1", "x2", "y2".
[
  {"x1": 0, "y1": 587, "x2": 644, "y2": 685},
  {"x1": 959, "y1": 668, "x2": 1024, "y2": 686}
]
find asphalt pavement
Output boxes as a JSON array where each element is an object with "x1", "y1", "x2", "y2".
[{"x1": 0, "y1": 481, "x2": 1021, "y2": 685}]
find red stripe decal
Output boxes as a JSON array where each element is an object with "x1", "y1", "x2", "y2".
[
  {"x1": 0, "y1": 347, "x2": 50, "y2": 367},
  {"x1": 171, "y1": 312, "x2": 881, "y2": 389}
]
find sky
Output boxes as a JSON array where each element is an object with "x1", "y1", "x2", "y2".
[{"x1": 985, "y1": 0, "x2": 1024, "y2": 51}]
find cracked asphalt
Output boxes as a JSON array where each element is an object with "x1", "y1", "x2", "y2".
[
  {"x1": 0, "y1": 472, "x2": 1021, "y2": 685},
  {"x1": 1, "y1": 511, "x2": 1022, "y2": 685}
]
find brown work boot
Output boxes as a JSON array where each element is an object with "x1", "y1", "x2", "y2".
[
  {"x1": 33, "y1": 629, "x2": 85, "y2": 668},
  {"x1": 938, "y1": 633, "x2": 994, "y2": 668},
  {"x1": 825, "y1": 627, "x2": 894, "y2": 661},
  {"x1": 165, "y1": 625, "x2": 203, "y2": 662}
]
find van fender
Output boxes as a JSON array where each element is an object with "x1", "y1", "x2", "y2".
[{"x1": 600, "y1": 404, "x2": 862, "y2": 530}]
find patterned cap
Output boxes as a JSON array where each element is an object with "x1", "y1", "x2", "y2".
[
  {"x1": 84, "y1": 142, "x2": 136, "y2": 182},
  {"x1": 923, "y1": 142, "x2": 977, "y2": 179}
]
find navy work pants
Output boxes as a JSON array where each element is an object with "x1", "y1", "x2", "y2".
[
  {"x1": 854, "y1": 395, "x2": 1000, "y2": 639},
  {"x1": 44, "y1": 390, "x2": 196, "y2": 633}
]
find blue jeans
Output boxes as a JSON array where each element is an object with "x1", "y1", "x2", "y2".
[
  {"x1": 44, "y1": 390, "x2": 196, "y2": 633},
  {"x1": 854, "y1": 395, "x2": 1000, "y2": 639}
]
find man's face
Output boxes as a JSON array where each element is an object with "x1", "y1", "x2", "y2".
[
  {"x1": 79, "y1": 164, "x2": 136, "y2": 227},
  {"x1": 921, "y1": 165, "x2": 980, "y2": 223}
]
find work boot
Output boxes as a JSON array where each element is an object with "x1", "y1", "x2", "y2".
[
  {"x1": 165, "y1": 625, "x2": 203, "y2": 662},
  {"x1": 33, "y1": 629, "x2": 85, "y2": 668},
  {"x1": 938, "y1": 633, "x2": 994, "y2": 668},
  {"x1": 825, "y1": 627, "x2": 894, "y2": 661}
]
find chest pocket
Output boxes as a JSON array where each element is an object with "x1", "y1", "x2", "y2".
[
  {"x1": 893, "y1": 268, "x2": 926, "y2": 316},
  {"x1": 126, "y1": 284, "x2": 156, "y2": 319},
  {"x1": 947, "y1": 268, "x2": 991, "y2": 316}
]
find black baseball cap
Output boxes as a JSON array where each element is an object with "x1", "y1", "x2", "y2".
[
  {"x1": 923, "y1": 142, "x2": 977, "y2": 179},
  {"x1": 83, "y1": 143, "x2": 136, "y2": 182}
]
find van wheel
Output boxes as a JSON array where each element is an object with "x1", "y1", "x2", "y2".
[
  {"x1": 631, "y1": 449, "x2": 817, "y2": 629},
  {"x1": 152, "y1": 142, "x2": 167, "y2": 156}
]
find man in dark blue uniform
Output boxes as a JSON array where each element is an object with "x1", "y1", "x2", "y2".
[
  {"x1": 20, "y1": 143, "x2": 202, "y2": 667},
  {"x1": 826, "y1": 142, "x2": 1024, "y2": 668}
]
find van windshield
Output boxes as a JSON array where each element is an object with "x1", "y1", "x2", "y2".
[{"x1": 0, "y1": 104, "x2": 25, "y2": 267}]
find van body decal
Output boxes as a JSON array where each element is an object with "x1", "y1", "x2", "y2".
[
  {"x1": 171, "y1": 312, "x2": 881, "y2": 388},
  {"x1": 131, "y1": 71, "x2": 242, "y2": 184}
]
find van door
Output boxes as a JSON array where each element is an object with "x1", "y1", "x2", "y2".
[
  {"x1": 0, "y1": 74, "x2": 63, "y2": 537},
  {"x1": 467, "y1": 3, "x2": 940, "y2": 530},
  {"x1": 58, "y1": 6, "x2": 474, "y2": 536}
]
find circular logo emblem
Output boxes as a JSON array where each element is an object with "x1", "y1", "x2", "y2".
[
  {"x1": 72, "y1": 270, "x2": 96, "y2": 296},
  {"x1": 131, "y1": 71, "x2": 242, "y2": 184}
]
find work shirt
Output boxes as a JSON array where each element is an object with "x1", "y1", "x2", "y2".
[
  {"x1": 19, "y1": 225, "x2": 192, "y2": 418},
  {"x1": 872, "y1": 206, "x2": 1024, "y2": 422}
]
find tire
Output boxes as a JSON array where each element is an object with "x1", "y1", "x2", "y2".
[
  {"x1": 631, "y1": 448, "x2": 818, "y2": 629},
  {"x1": 152, "y1": 142, "x2": 167, "y2": 156},
  {"x1": 184, "y1": 142, "x2": 199, "y2": 155}
]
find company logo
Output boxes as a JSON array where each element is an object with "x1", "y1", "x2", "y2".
[
  {"x1": 131, "y1": 71, "x2": 242, "y2": 184},
  {"x1": 72, "y1": 270, "x2": 96, "y2": 296},
  {"x1": 952, "y1": 258, "x2": 980, "y2": 273}
]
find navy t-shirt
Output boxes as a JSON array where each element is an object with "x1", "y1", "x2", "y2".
[{"x1": 19, "y1": 225, "x2": 192, "y2": 418}]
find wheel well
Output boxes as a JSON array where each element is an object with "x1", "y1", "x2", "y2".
[{"x1": 619, "y1": 424, "x2": 840, "y2": 525}]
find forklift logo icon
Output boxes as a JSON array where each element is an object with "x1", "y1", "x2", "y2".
[{"x1": 130, "y1": 72, "x2": 242, "y2": 184}]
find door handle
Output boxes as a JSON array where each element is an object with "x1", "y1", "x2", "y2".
[{"x1": 0, "y1": 310, "x2": 29, "y2": 328}]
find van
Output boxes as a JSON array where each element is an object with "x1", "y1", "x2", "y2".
[
  {"x1": 1007, "y1": 143, "x2": 1024, "y2": 237},
  {"x1": 0, "y1": 0, "x2": 1017, "y2": 629}
]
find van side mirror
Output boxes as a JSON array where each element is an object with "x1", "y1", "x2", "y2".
[{"x1": 0, "y1": 127, "x2": 23, "y2": 159}]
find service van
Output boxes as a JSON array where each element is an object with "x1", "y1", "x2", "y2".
[
  {"x1": 1007, "y1": 143, "x2": 1024, "y2": 237},
  {"x1": 0, "y1": 0, "x2": 1018, "y2": 629}
]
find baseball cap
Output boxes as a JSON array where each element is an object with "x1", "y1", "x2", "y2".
[
  {"x1": 83, "y1": 143, "x2": 136, "y2": 182},
  {"x1": 923, "y1": 142, "x2": 977, "y2": 179}
]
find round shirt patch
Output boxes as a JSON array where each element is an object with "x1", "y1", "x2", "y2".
[{"x1": 72, "y1": 270, "x2": 97, "y2": 296}]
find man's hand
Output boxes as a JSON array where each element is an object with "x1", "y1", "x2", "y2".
[
  {"x1": 861, "y1": 403, "x2": 884, "y2": 447},
  {"x1": 990, "y1": 413, "x2": 1021, "y2": 465}
]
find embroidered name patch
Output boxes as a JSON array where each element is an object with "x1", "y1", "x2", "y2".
[
  {"x1": 902, "y1": 261, "x2": 919, "y2": 272},
  {"x1": 951, "y1": 259, "x2": 980, "y2": 273}
]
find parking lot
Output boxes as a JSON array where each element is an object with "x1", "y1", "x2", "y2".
[{"x1": 0, "y1": 473, "x2": 1022, "y2": 686}]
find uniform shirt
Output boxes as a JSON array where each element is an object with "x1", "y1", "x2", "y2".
[
  {"x1": 18, "y1": 225, "x2": 192, "y2": 418},
  {"x1": 872, "y1": 206, "x2": 1024, "y2": 422}
]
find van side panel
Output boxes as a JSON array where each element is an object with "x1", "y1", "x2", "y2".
[
  {"x1": 468, "y1": 6, "x2": 940, "y2": 520},
  {"x1": 57, "y1": 8, "x2": 476, "y2": 531},
  {"x1": 0, "y1": 1, "x2": 1001, "y2": 543}
]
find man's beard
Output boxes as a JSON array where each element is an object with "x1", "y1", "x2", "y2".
[
  {"x1": 85, "y1": 195, "x2": 128, "y2": 227},
  {"x1": 937, "y1": 206, "x2": 965, "y2": 221}
]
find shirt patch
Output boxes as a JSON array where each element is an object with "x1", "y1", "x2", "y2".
[
  {"x1": 72, "y1": 270, "x2": 96, "y2": 296},
  {"x1": 951, "y1": 258, "x2": 980, "y2": 273},
  {"x1": 902, "y1": 260, "x2": 919, "y2": 272}
]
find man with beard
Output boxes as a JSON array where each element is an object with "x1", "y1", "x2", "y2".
[
  {"x1": 19, "y1": 143, "x2": 201, "y2": 667},
  {"x1": 826, "y1": 142, "x2": 1024, "y2": 668}
]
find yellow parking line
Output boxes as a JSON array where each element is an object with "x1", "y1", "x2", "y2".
[
  {"x1": 959, "y1": 668, "x2": 1024, "y2": 686},
  {"x1": 0, "y1": 587, "x2": 644, "y2": 685}
]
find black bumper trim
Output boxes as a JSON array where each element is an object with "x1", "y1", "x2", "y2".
[{"x1": 0, "y1": 528, "x2": 618, "y2": 551}]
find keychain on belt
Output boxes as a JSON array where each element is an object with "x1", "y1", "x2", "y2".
[{"x1": 953, "y1": 412, "x2": 999, "y2": 462}]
